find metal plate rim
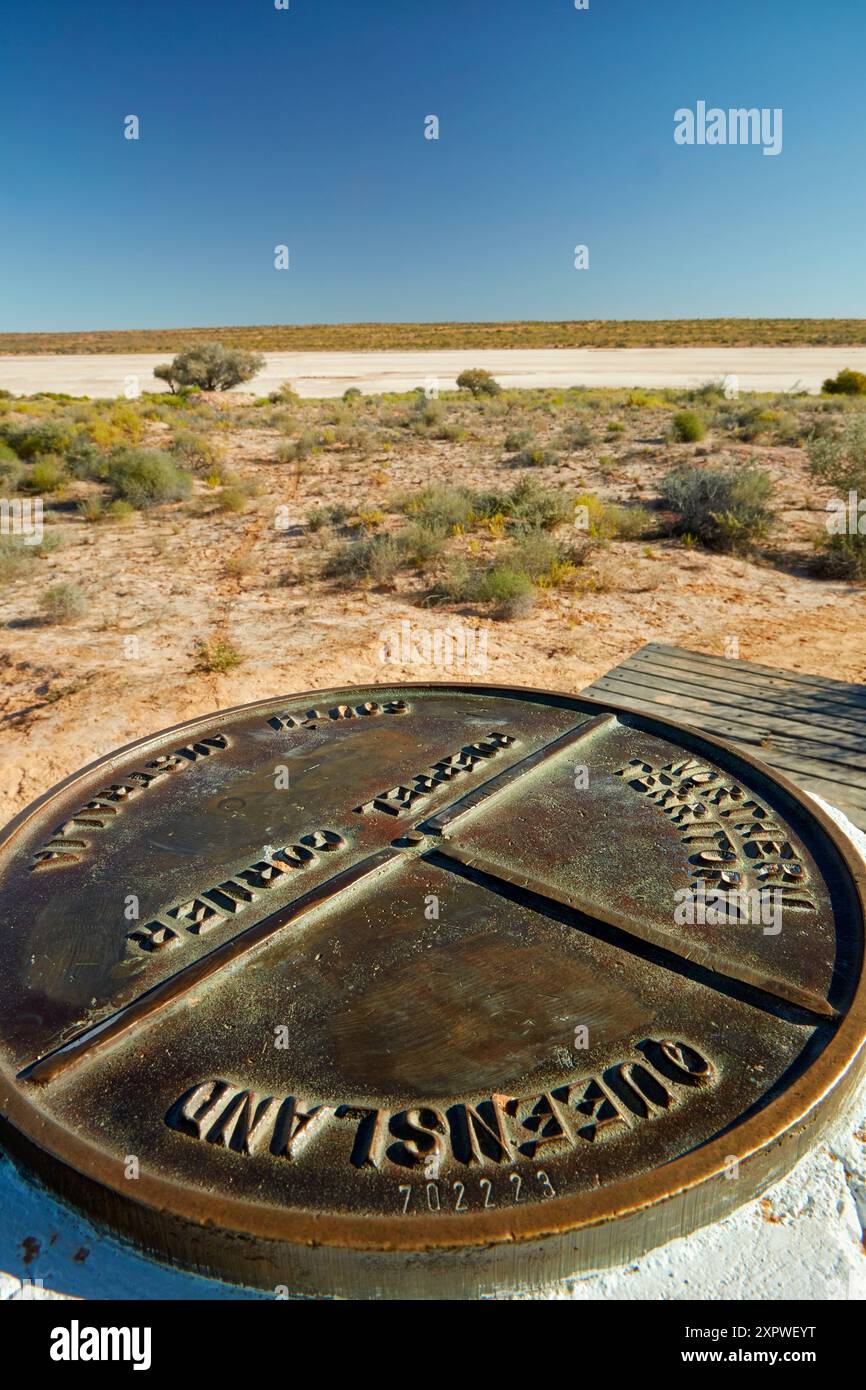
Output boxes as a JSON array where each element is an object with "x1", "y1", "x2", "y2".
[{"x1": 1, "y1": 680, "x2": 865, "y2": 1258}]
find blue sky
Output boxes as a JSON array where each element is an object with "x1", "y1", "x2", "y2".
[{"x1": 3, "y1": 0, "x2": 865, "y2": 330}]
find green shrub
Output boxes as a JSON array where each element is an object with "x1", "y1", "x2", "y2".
[
  {"x1": 324, "y1": 515, "x2": 446, "y2": 582},
  {"x1": 194, "y1": 636, "x2": 243, "y2": 673},
  {"x1": 0, "y1": 419, "x2": 73, "y2": 459},
  {"x1": 456, "y1": 368, "x2": 502, "y2": 398},
  {"x1": 671, "y1": 410, "x2": 706, "y2": 443},
  {"x1": 324, "y1": 533, "x2": 405, "y2": 585},
  {"x1": 765, "y1": 410, "x2": 801, "y2": 446},
  {"x1": 77, "y1": 498, "x2": 104, "y2": 523},
  {"x1": 815, "y1": 532, "x2": 866, "y2": 579},
  {"x1": 613, "y1": 505, "x2": 654, "y2": 540},
  {"x1": 0, "y1": 455, "x2": 23, "y2": 490},
  {"x1": 660, "y1": 464, "x2": 773, "y2": 551},
  {"x1": 504, "y1": 428, "x2": 533, "y2": 452},
  {"x1": 399, "y1": 521, "x2": 447, "y2": 570},
  {"x1": 217, "y1": 486, "x2": 248, "y2": 513},
  {"x1": 808, "y1": 415, "x2": 866, "y2": 494},
  {"x1": 439, "y1": 557, "x2": 534, "y2": 619},
  {"x1": 822, "y1": 368, "x2": 866, "y2": 396},
  {"x1": 728, "y1": 405, "x2": 766, "y2": 441},
  {"x1": 65, "y1": 440, "x2": 105, "y2": 482},
  {"x1": 436, "y1": 555, "x2": 473, "y2": 603},
  {"x1": 171, "y1": 429, "x2": 221, "y2": 468},
  {"x1": 503, "y1": 476, "x2": 572, "y2": 531},
  {"x1": 276, "y1": 431, "x2": 318, "y2": 464},
  {"x1": 154, "y1": 342, "x2": 265, "y2": 393},
  {"x1": 512, "y1": 444, "x2": 559, "y2": 468},
  {"x1": 268, "y1": 383, "x2": 301, "y2": 406},
  {"x1": 79, "y1": 494, "x2": 134, "y2": 525},
  {"x1": 106, "y1": 498, "x2": 135, "y2": 523},
  {"x1": 39, "y1": 582, "x2": 87, "y2": 624},
  {"x1": 399, "y1": 484, "x2": 478, "y2": 531},
  {"x1": 477, "y1": 565, "x2": 535, "y2": 617},
  {"x1": 106, "y1": 448, "x2": 192, "y2": 508},
  {"x1": 687, "y1": 381, "x2": 727, "y2": 406},
  {"x1": 435, "y1": 530, "x2": 578, "y2": 619},
  {"x1": 334, "y1": 425, "x2": 373, "y2": 454},
  {"x1": 0, "y1": 536, "x2": 38, "y2": 585},
  {"x1": 342, "y1": 387, "x2": 362, "y2": 401},
  {"x1": 27, "y1": 456, "x2": 67, "y2": 493},
  {"x1": 85, "y1": 402, "x2": 143, "y2": 449},
  {"x1": 729, "y1": 405, "x2": 799, "y2": 443},
  {"x1": 573, "y1": 492, "x2": 653, "y2": 540},
  {"x1": 325, "y1": 503, "x2": 351, "y2": 526},
  {"x1": 558, "y1": 421, "x2": 595, "y2": 449},
  {"x1": 500, "y1": 530, "x2": 574, "y2": 583},
  {"x1": 396, "y1": 477, "x2": 571, "y2": 536},
  {"x1": 140, "y1": 390, "x2": 189, "y2": 409},
  {"x1": 406, "y1": 396, "x2": 444, "y2": 430}
]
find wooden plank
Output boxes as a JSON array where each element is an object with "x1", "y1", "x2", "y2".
[
  {"x1": 585, "y1": 671, "x2": 866, "y2": 767},
  {"x1": 643, "y1": 643, "x2": 866, "y2": 705},
  {"x1": 580, "y1": 644, "x2": 866, "y2": 833},
  {"x1": 584, "y1": 646, "x2": 866, "y2": 756},
  {"x1": 627, "y1": 649, "x2": 866, "y2": 723},
  {"x1": 587, "y1": 663, "x2": 866, "y2": 747}
]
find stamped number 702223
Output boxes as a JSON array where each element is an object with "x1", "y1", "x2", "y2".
[{"x1": 399, "y1": 1171, "x2": 557, "y2": 1214}]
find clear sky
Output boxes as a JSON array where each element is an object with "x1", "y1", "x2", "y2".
[{"x1": 3, "y1": 0, "x2": 865, "y2": 330}]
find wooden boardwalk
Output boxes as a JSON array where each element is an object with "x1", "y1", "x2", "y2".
[{"x1": 580, "y1": 642, "x2": 866, "y2": 833}]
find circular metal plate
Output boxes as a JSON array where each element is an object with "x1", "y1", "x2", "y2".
[{"x1": 0, "y1": 683, "x2": 864, "y2": 1299}]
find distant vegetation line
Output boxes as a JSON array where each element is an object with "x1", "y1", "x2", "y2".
[{"x1": 3, "y1": 320, "x2": 866, "y2": 355}]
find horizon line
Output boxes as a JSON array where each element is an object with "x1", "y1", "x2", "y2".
[{"x1": 4, "y1": 315, "x2": 866, "y2": 338}]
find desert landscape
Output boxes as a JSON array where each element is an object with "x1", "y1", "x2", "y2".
[
  {"x1": 5, "y1": 0, "x2": 866, "y2": 1315},
  {"x1": 1, "y1": 350, "x2": 864, "y2": 827}
]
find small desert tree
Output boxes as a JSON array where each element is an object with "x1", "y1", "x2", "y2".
[
  {"x1": 822, "y1": 368, "x2": 866, "y2": 397},
  {"x1": 154, "y1": 342, "x2": 265, "y2": 393},
  {"x1": 456, "y1": 368, "x2": 502, "y2": 398}
]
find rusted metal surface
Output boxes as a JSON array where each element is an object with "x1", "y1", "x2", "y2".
[{"x1": 0, "y1": 683, "x2": 864, "y2": 1299}]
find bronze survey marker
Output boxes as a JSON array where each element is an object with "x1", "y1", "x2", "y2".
[{"x1": 1, "y1": 683, "x2": 865, "y2": 1298}]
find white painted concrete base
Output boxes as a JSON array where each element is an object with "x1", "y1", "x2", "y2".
[{"x1": 2, "y1": 791, "x2": 865, "y2": 1301}]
